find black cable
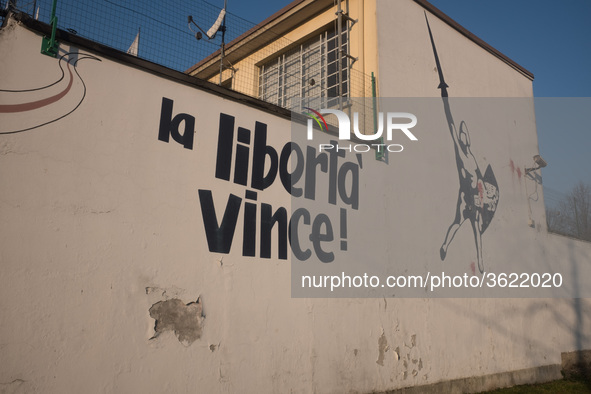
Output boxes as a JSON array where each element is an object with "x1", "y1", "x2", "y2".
[{"x1": 0, "y1": 53, "x2": 101, "y2": 135}]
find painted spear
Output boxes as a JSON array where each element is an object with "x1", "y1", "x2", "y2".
[
  {"x1": 425, "y1": 12, "x2": 449, "y2": 98},
  {"x1": 424, "y1": 12, "x2": 456, "y2": 136}
]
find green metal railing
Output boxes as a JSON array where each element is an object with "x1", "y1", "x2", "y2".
[{"x1": 40, "y1": 0, "x2": 59, "y2": 56}]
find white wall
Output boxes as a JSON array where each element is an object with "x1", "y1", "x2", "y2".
[{"x1": 1, "y1": 12, "x2": 590, "y2": 394}]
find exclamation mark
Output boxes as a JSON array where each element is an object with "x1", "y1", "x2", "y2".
[{"x1": 340, "y1": 208, "x2": 347, "y2": 251}]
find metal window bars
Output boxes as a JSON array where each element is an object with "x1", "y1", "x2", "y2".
[{"x1": 258, "y1": 26, "x2": 349, "y2": 112}]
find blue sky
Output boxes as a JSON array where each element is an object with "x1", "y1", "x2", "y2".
[
  {"x1": 228, "y1": 0, "x2": 591, "y2": 194},
  {"x1": 427, "y1": 0, "x2": 591, "y2": 97}
]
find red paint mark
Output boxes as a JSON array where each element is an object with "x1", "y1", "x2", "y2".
[
  {"x1": 478, "y1": 180, "x2": 484, "y2": 207},
  {"x1": 0, "y1": 61, "x2": 74, "y2": 113},
  {"x1": 516, "y1": 167, "x2": 522, "y2": 180},
  {"x1": 470, "y1": 262, "x2": 476, "y2": 275},
  {"x1": 509, "y1": 159, "x2": 515, "y2": 173}
]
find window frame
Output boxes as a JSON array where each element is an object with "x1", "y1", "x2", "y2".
[{"x1": 258, "y1": 25, "x2": 349, "y2": 110}]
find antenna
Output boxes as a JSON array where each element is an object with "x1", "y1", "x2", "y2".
[{"x1": 188, "y1": 0, "x2": 228, "y2": 85}]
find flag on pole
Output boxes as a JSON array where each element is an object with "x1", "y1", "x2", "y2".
[
  {"x1": 127, "y1": 28, "x2": 140, "y2": 57},
  {"x1": 206, "y1": 8, "x2": 226, "y2": 39}
]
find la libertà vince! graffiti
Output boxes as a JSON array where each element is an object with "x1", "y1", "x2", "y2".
[{"x1": 157, "y1": 97, "x2": 362, "y2": 263}]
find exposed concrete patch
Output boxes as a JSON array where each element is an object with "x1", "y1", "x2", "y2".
[
  {"x1": 377, "y1": 330, "x2": 389, "y2": 366},
  {"x1": 149, "y1": 298, "x2": 204, "y2": 346},
  {"x1": 562, "y1": 349, "x2": 591, "y2": 379}
]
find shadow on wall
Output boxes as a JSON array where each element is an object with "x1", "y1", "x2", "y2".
[
  {"x1": 436, "y1": 237, "x2": 591, "y2": 390},
  {"x1": 568, "y1": 239, "x2": 591, "y2": 387}
]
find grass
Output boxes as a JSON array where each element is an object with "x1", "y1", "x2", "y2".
[{"x1": 482, "y1": 376, "x2": 591, "y2": 393}]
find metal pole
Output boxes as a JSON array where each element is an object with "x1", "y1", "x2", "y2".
[
  {"x1": 371, "y1": 72, "x2": 377, "y2": 130},
  {"x1": 41, "y1": 0, "x2": 59, "y2": 57},
  {"x1": 337, "y1": 0, "x2": 343, "y2": 111},
  {"x1": 219, "y1": 0, "x2": 227, "y2": 85},
  {"x1": 372, "y1": 72, "x2": 383, "y2": 161}
]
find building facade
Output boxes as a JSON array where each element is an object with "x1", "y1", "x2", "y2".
[{"x1": 1, "y1": 1, "x2": 590, "y2": 393}]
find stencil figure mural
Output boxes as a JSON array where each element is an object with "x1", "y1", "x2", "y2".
[{"x1": 424, "y1": 14, "x2": 499, "y2": 273}]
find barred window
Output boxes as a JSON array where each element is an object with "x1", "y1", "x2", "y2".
[{"x1": 258, "y1": 26, "x2": 348, "y2": 110}]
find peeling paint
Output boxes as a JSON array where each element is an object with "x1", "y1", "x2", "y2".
[
  {"x1": 149, "y1": 298, "x2": 204, "y2": 346},
  {"x1": 0, "y1": 378, "x2": 26, "y2": 393},
  {"x1": 376, "y1": 330, "x2": 388, "y2": 366},
  {"x1": 0, "y1": 140, "x2": 16, "y2": 155},
  {"x1": 0, "y1": 379, "x2": 25, "y2": 385},
  {"x1": 395, "y1": 334, "x2": 426, "y2": 381},
  {"x1": 145, "y1": 285, "x2": 186, "y2": 299}
]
